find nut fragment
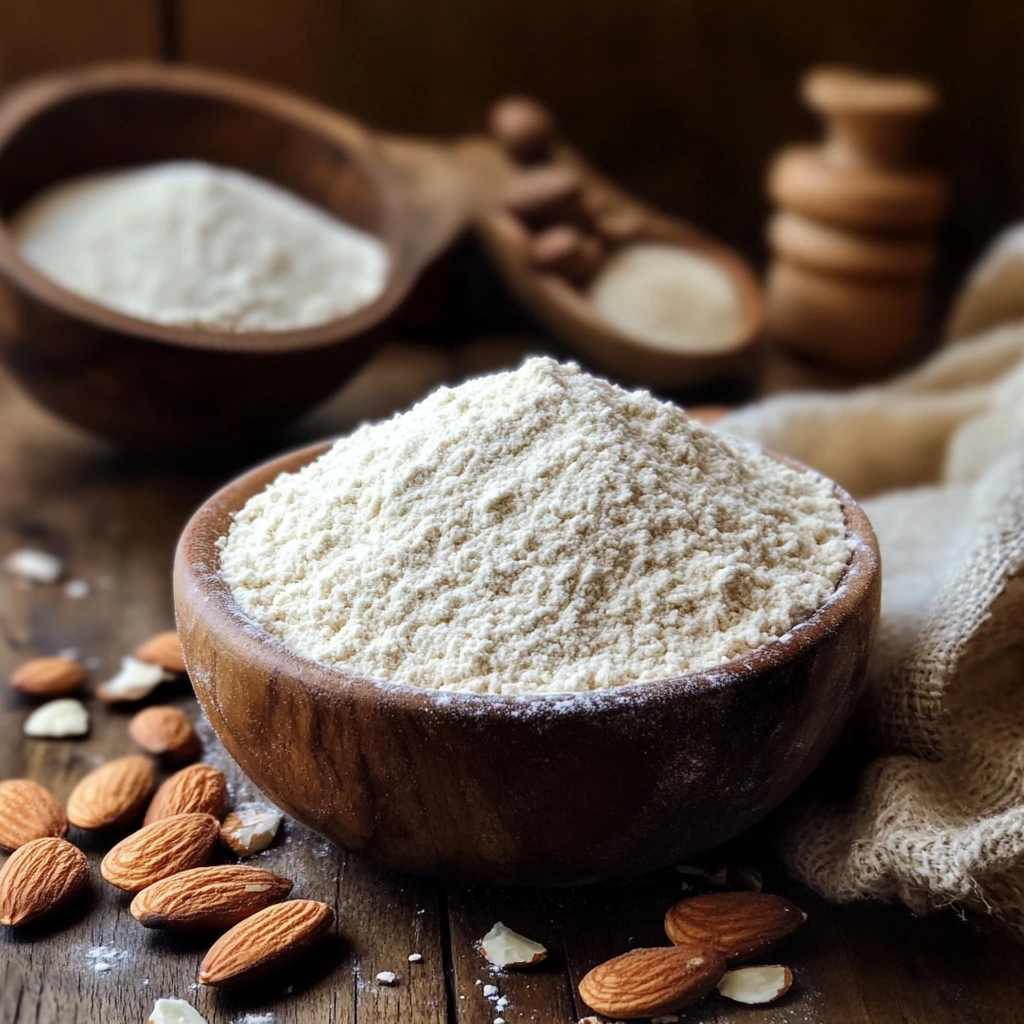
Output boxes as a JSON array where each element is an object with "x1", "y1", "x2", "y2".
[
  {"x1": 0, "y1": 836, "x2": 89, "y2": 926},
  {"x1": 3, "y1": 548, "x2": 63, "y2": 583},
  {"x1": 23, "y1": 698, "x2": 89, "y2": 738},
  {"x1": 664, "y1": 892, "x2": 807, "y2": 963},
  {"x1": 129, "y1": 705, "x2": 200, "y2": 764},
  {"x1": 489, "y1": 95, "x2": 557, "y2": 164},
  {"x1": 198, "y1": 899, "x2": 335, "y2": 987},
  {"x1": 145, "y1": 763, "x2": 227, "y2": 824},
  {"x1": 717, "y1": 964, "x2": 793, "y2": 1005},
  {"x1": 9, "y1": 656, "x2": 87, "y2": 698},
  {"x1": 131, "y1": 864, "x2": 293, "y2": 930},
  {"x1": 66, "y1": 755, "x2": 156, "y2": 830},
  {"x1": 97, "y1": 655, "x2": 172, "y2": 703},
  {"x1": 101, "y1": 812, "x2": 219, "y2": 892},
  {"x1": 578, "y1": 944, "x2": 726, "y2": 1019},
  {"x1": 0, "y1": 779, "x2": 68, "y2": 850},
  {"x1": 220, "y1": 804, "x2": 284, "y2": 856},
  {"x1": 135, "y1": 630, "x2": 187, "y2": 674},
  {"x1": 477, "y1": 921, "x2": 548, "y2": 968},
  {"x1": 376, "y1": 971, "x2": 398, "y2": 985},
  {"x1": 148, "y1": 997, "x2": 208, "y2": 1024}
]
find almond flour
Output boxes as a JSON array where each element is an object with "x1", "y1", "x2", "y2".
[{"x1": 219, "y1": 358, "x2": 852, "y2": 695}]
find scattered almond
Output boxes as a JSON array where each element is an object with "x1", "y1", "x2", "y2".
[
  {"x1": 0, "y1": 779, "x2": 68, "y2": 850},
  {"x1": 198, "y1": 898, "x2": 335, "y2": 987},
  {"x1": 66, "y1": 755, "x2": 156, "y2": 830},
  {"x1": 148, "y1": 997, "x2": 208, "y2": 1024},
  {"x1": 220, "y1": 804, "x2": 283, "y2": 856},
  {"x1": 131, "y1": 864, "x2": 292, "y2": 930},
  {"x1": 478, "y1": 921, "x2": 548, "y2": 968},
  {"x1": 9, "y1": 656, "x2": 87, "y2": 698},
  {"x1": 129, "y1": 705, "x2": 200, "y2": 764},
  {"x1": 578, "y1": 944, "x2": 726, "y2": 1019},
  {"x1": 0, "y1": 836, "x2": 89, "y2": 926},
  {"x1": 23, "y1": 698, "x2": 89, "y2": 738},
  {"x1": 664, "y1": 892, "x2": 807, "y2": 963},
  {"x1": 144, "y1": 763, "x2": 227, "y2": 824},
  {"x1": 101, "y1": 812, "x2": 219, "y2": 891},
  {"x1": 3, "y1": 548, "x2": 63, "y2": 583},
  {"x1": 135, "y1": 630, "x2": 187, "y2": 674},
  {"x1": 717, "y1": 964, "x2": 793, "y2": 1005},
  {"x1": 96, "y1": 655, "x2": 172, "y2": 703}
]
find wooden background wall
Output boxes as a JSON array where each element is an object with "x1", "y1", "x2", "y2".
[{"x1": 1, "y1": 0, "x2": 1022, "y2": 290}]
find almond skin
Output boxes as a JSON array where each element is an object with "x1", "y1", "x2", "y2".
[
  {"x1": 578, "y1": 944, "x2": 726, "y2": 1019},
  {"x1": 198, "y1": 899, "x2": 335, "y2": 987},
  {"x1": 9, "y1": 655, "x2": 87, "y2": 698},
  {"x1": 129, "y1": 705, "x2": 200, "y2": 764},
  {"x1": 131, "y1": 865, "x2": 293, "y2": 930},
  {"x1": 66, "y1": 755, "x2": 156, "y2": 830},
  {"x1": 0, "y1": 836, "x2": 89, "y2": 926},
  {"x1": 145, "y1": 763, "x2": 227, "y2": 825},
  {"x1": 0, "y1": 779, "x2": 68, "y2": 850},
  {"x1": 664, "y1": 892, "x2": 807, "y2": 963},
  {"x1": 101, "y1": 812, "x2": 219, "y2": 892},
  {"x1": 135, "y1": 630, "x2": 186, "y2": 674}
]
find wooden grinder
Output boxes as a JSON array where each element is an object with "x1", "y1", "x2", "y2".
[{"x1": 764, "y1": 66, "x2": 946, "y2": 378}]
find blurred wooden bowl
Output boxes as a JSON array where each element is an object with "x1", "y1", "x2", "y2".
[
  {"x1": 175, "y1": 439, "x2": 880, "y2": 886},
  {"x1": 0, "y1": 63, "x2": 468, "y2": 453}
]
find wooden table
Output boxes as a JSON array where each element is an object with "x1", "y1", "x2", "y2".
[{"x1": 2, "y1": 344, "x2": 1022, "y2": 1024}]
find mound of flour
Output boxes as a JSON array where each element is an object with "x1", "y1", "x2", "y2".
[{"x1": 219, "y1": 358, "x2": 853, "y2": 695}]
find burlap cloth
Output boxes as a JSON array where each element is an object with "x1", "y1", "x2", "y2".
[{"x1": 717, "y1": 242, "x2": 1024, "y2": 932}]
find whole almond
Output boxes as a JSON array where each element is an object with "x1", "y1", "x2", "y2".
[
  {"x1": 0, "y1": 836, "x2": 89, "y2": 926},
  {"x1": 9, "y1": 656, "x2": 86, "y2": 698},
  {"x1": 67, "y1": 755, "x2": 156, "y2": 830},
  {"x1": 131, "y1": 865, "x2": 293, "y2": 930},
  {"x1": 145, "y1": 763, "x2": 227, "y2": 825},
  {"x1": 198, "y1": 898, "x2": 334, "y2": 987},
  {"x1": 135, "y1": 630, "x2": 186, "y2": 674},
  {"x1": 0, "y1": 779, "x2": 68, "y2": 850},
  {"x1": 578, "y1": 944, "x2": 726, "y2": 1019},
  {"x1": 101, "y1": 812, "x2": 219, "y2": 891},
  {"x1": 664, "y1": 892, "x2": 807, "y2": 963},
  {"x1": 129, "y1": 706, "x2": 200, "y2": 764}
]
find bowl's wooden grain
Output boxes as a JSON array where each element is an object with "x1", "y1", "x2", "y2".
[
  {"x1": 174, "y1": 440, "x2": 880, "y2": 886},
  {"x1": 0, "y1": 63, "x2": 469, "y2": 453}
]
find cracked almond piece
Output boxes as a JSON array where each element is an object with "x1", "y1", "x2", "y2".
[
  {"x1": 664, "y1": 892, "x2": 807, "y2": 963},
  {"x1": 129, "y1": 705, "x2": 200, "y2": 764},
  {"x1": 221, "y1": 805, "x2": 284, "y2": 856},
  {"x1": 578, "y1": 944, "x2": 726, "y2": 1019},
  {"x1": 67, "y1": 755, "x2": 156, "y2": 830},
  {"x1": 0, "y1": 779, "x2": 68, "y2": 851},
  {"x1": 0, "y1": 836, "x2": 89, "y2": 926},
  {"x1": 23, "y1": 698, "x2": 89, "y2": 738},
  {"x1": 97, "y1": 655, "x2": 172, "y2": 703},
  {"x1": 148, "y1": 998, "x2": 208, "y2": 1024},
  {"x1": 478, "y1": 921, "x2": 548, "y2": 968},
  {"x1": 101, "y1": 812, "x2": 219, "y2": 892},
  {"x1": 717, "y1": 964, "x2": 793, "y2": 1005},
  {"x1": 198, "y1": 898, "x2": 335, "y2": 987},
  {"x1": 9, "y1": 655, "x2": 87, "y2": 698},
  {"x1": 135, "y1": 630, "x2": 187, "y2": 674},
  {"x1": 131, "y1": 864, "x2": 292, "y2": 930},
  {"x1": 145, "y1": 763, "x2": 227, "y2": 825}
]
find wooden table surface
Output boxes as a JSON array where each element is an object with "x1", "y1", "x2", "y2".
[{"x1": 2, "y1": 343, "x2": 1022, "y2": 1024}]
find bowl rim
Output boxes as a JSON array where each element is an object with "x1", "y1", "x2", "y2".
[
  {"x1": 0, "y1": 61, "x2": 415, "y2": 354},
  {"x1": 175, "y1": 433, "x2": 880, "y2": 713}
]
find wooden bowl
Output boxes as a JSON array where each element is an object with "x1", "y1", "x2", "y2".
[
  {"x1": 175, "y1": 440, "x2": 880, "y2": 886},
  {"x1": 459, "y1": 139, "x2": 763, "y2": 391},
  {"x1": 0, "y1": 63, "x2": 468, "y2": 453}
]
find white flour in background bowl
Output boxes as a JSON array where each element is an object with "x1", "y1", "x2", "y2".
[{"x1": 219, "y1": 358, "x2": 853, "y2": 695}]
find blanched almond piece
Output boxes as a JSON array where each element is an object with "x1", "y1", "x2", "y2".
[
  {"x1": 220, "y1": 805, "x2": 283, "y2": 856},
  {"x1": 717, "y1": 964, "x2": 793, "y2": 1004},
  {"x1": 9, "y1": 656, "x2": 86, "y2": 697},
  {"x1": 198, "y1": 898, "x2": 335, "y2": 987},
  {"x1": 0, "y1": 779, "x2": 68, "y2": 850},
  {"x1": 478, "y1": 921, "x2": 547, "y2": 968},
  {"x1": 148, "y1": 998, "x2": 208, "y2": 1024},
  {"x1": 97, "y1": 655, "x2": 171, "y2": 703},
  {"x1": 3, "y1": 548, "x2": 62, "y2": 583},
  {"x1": 664, "y1": 892, "x2": 807, "y2": 963},
  {"x1": 578, "y1": 944, "x2": 726, "y2": 1019},
  {"x1": 67, "y1": 755, "x2": 156, "y2": 830},
  {"x1": 135, "y1": 630, "x2": 187, "y2": 674},
  {"x1": 131, "y1": 865, "x2": 292, "y2": 930},
  {"x1": 145, "y1": 763, "x2": 227, "y2": 824},
  {"x1": 0, "y1": 836, "x2": 89, "y2": 926},
  {"x1": 101, "y1": 812, "x2": 219, "y2": 892},
  {"x1": 23, "y1": 698, "x2": 89, "y2": 738},
  {"x1": 129, "y1": 705, "x2": 200, "y2": 764}
]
